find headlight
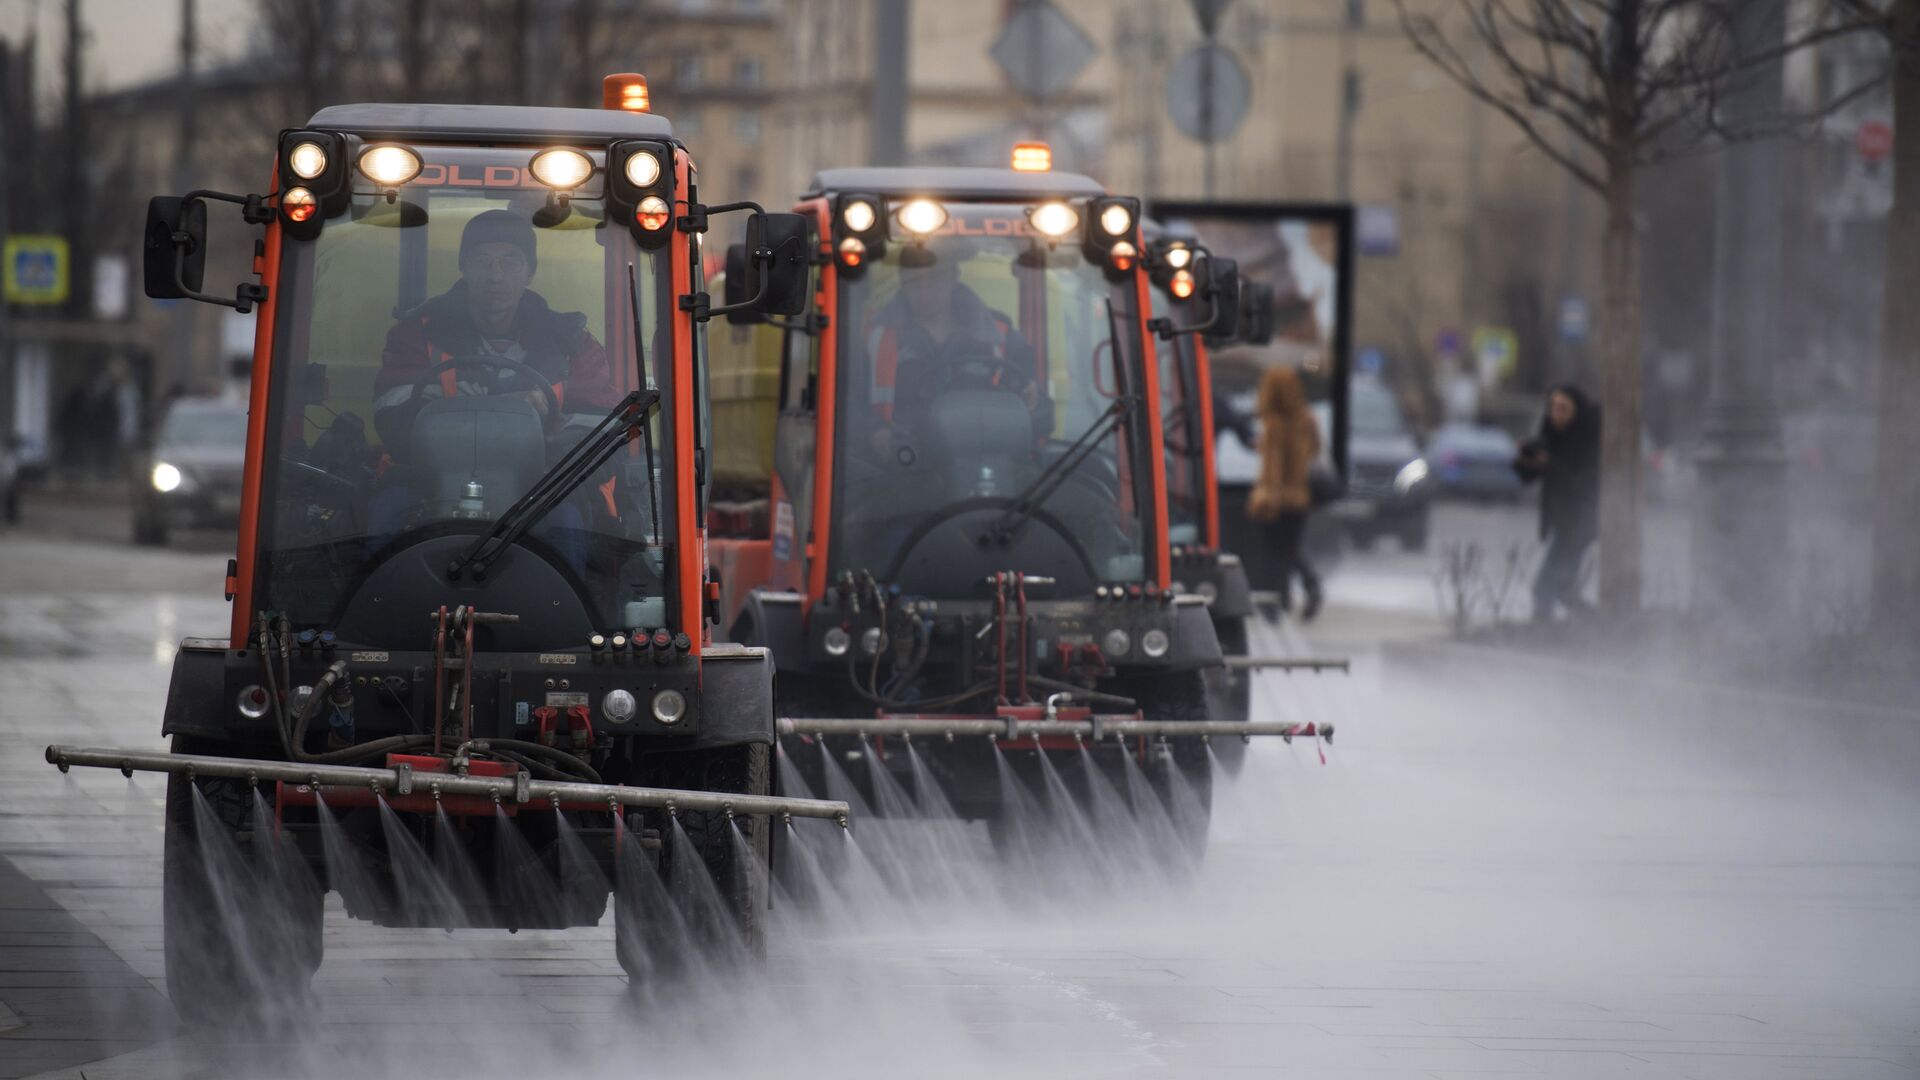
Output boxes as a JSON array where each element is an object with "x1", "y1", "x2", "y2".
[
  {"x1": 151, "y1": 462, "x2": 182, "y2": 493},
  {"x1": 896, "y1": 199, "x2": 947, "y2": 235},
  {"x1": 1141, "y1": 629, "x2": 1171, "y2": 659},
  {"x1": 823, "y1": 626, "x2": 851, "y2": 657},
  {"x1": 1108, "y1": 240, "x2": 1137, "y2": 271},
  {"x1": 624, "y1": 150, "x2": 662, "y2": 187},
  {"x1": 1103, "y1": 627, "x2": 1131, "y2": 657},
  {"x1": 1099, "y1": 203, "x2": 1133, "y2": 237},
  {"x1": 358, "y1": 145, "x2": 423, "y2": 187},
  {"x1": 841, "y1": 199, "x2": 877, "y2": 233},
  {"x1": 529, "y1": 147, "x2": 594, "y2": 190},
  {"x1": 860, "y1": 627, "x2": 888, "y2": 656},
  {"x1": 603, "y1": 689, "x2": 637, "y2": 724},
  {"x1": 634, "y1": 195, "x2": 672, "y2": 232},
  {"x1": 236, "y1": 684, "x2": 271, "y2": 720},
  {"x1": 1029, "y1": 201, "x2": 1079, "y2": 238},
  {"x1": 288, "y1": 141, "x2": 329, "y2": 180},
  {"x1": 1170, "y1": 269, "x2": 1195, "y2": 299},
  {"x1": 838, "y1": 236, "x2": 866, "y2": 267},
  {"x1": 1164, "y1": 245, "x2": 1192, "y2": 270},
  {"x1": 1394, "y1": 459, "x2": 1430, "y2": 495},
  {"x1": 651, "y1": 688, "x2": 687, "y2": 725}
]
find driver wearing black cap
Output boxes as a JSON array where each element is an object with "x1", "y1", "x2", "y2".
[{"x1": 373, "y1": 209, "x2": 617, "y2": 453}]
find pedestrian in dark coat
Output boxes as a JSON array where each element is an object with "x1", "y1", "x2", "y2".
[{"x1": 1515, "y1": 384, "x2": 1601, "y2": 621}]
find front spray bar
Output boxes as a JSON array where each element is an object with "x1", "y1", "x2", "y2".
[
  {"x1": 44, "y1": 745, "x2": 852, "y2": 825},
  {"x1": 776, "y1": 717, "x2": 1332, "y2": 744},
  {"x1": 1223, "y1": 656, "x2": 1350, "y2": 673}
]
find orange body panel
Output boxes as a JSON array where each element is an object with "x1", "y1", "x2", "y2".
[
  {"x1": 1192, "y1": 337, "x2": 1222, "y2": 550},
  {"x1": 802, "y1": 198, "x2": 840, "y2": 611},
  {"x1": 670, "y1": 150, "x2": 706, "y2": 652},
  {"x1": 1132, "y1": 251, "x2": 1173, "y2": 590},
  {"x1": 228, "y1": 182, "x2": 283, "y2": 644}
]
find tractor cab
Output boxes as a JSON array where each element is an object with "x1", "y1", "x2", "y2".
[{"x1": 52, "y1": 78, "x2": 850, "y2": 1025}]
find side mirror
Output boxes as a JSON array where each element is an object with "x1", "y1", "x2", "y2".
[
  {"x1": 1236, "y1": 278, "x2": 1275, "y2": 346},
  {"x1": 721, "y1": 242, "x2": 763, "y2": 327},
  {"x1": 748, "y1": 212, "x2": 810, "y2": 318},
  {"x1": 144, "y1": 196, "x2": 207, "y2": 299},
  {"x1": 1204, "y1": 257, "x2": 1243, "y2": 343}
]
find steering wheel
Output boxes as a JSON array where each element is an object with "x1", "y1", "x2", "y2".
[
  {"x1": 411, "y1": 356, "x2": 562, "y2": 433},
  {"x1": 880, "y1": 495, "x2": 1099, "y2": 586}
]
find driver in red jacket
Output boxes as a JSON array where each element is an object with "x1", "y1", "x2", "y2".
[{"x1": 372, "y1": 209, "x2": 617, "y2": 456}]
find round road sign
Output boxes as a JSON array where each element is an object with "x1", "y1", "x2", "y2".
[{"x1": 1166, "y1": 44, "x2": 1251, "y2": 144}]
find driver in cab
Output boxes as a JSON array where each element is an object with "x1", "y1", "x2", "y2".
[
  {"x1": 372, "y1": 209, "x2": 617, "y2": 453},
  {"x1": 864, "y1": 250, "x2": 1050, "y2": 461}
]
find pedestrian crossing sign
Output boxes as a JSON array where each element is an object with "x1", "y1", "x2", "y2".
[{"x1": 4, "y1": 235, "x2": 70, "y2": 305}]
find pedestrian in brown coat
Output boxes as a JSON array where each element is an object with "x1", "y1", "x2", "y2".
[{"x1": 1246, "y1": 364, "x2": 1324, "y2": 620}]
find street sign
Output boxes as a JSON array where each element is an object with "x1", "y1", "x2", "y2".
[
  {"x1": 1190, "y1": 0, "x2": 1235, "y2": 36},
  {"x1": 991, "y1": 0, "x2": 1097, "y2": 103},
  {"x1": 1357, "y1": 346, "x2": 1386, "y2": 375},
  {"x1": 1557, "y1": 295, "x2": 1590, "y2": 343},
  {"x1": 3, "y1": 235, "x2": 70, "y2": 306},
  {"x1": 1857, "y1": 119, "x2": 1894, "y2": 165},
  {"x1": 94, "y1": 255, "x2": 130, "y2": 321},
  {"x1": 1470, "y1": 325, "x2": 1518, "y2": 385},
  {"x1": 1356, "y1": 204, "x2": 1400, "y2": 256},
  {"x1": 1166, "y1": 44, "x2": 1251, "y2": 143}
]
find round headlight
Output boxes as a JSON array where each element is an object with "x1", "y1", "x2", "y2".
[
  {"x1": 603, "y1": 688, "x2": 637, "y2": 724},
  {"x1": 1102, "y1": 628, "x2": 1131, "y2": 658},
  {"x1": 358, "y1": 145, "x2": 423, "y2": 187},
  {"x1": 530, "y1": 147, "x2": 594, "y2": 190},
  {"x1": 823, "y1": 626, "x2": 851, "y2": 657},
  {"x1": 1030, "y1": 201, "x2": 1079, "y2": 238},
  {"x1": 1395, "y1": 458, "x2": 1430, "y2": 494},
  {"x1": 838, "y1": 236, "x2": 866, "y2": 267},
  {"x1": 1141, "y1": 628, "x2": 1171, "y2": 659},
  {"x1": 624, "y1": 150, "x2": 662, "y2": 187},
  {"x1": 651, "y1": 688, "x2": 687, "y2": 725},
  {"x1": 1109, "y1": 240, "x2": 1137, "y2": 271},
  {"x1": 1099, "y1": 203, "x2": 1133, "y2": 237},
  {"x1": 842, "y1": 199, "x2": 877, "y2": 233},
  {"x1": 860, "y1": 627, "x2": 888, "y2": 656},
  {"x1": 288, "y1": 141, "x2": 329, "y2": 180},
  {"x1": 236, "y1": 684, "x2": 271, "y2": 720},
  {"x1": 150, "y1": 462, "x2": 182, "y2": 493},
  {"x1": 635, "y1": 195, "x2": 672, "y2": 232},
  {"x1": 282, "y1": 187, "x2": 318, "y2": 223},
  {"x1": 1164, "y1": 245, "x2": 1192, "y2": 270},
  {"x1": 896, "y1": 198, "x2": 947, "y2": 235},
  {"x1": 1170, "y1": 269, "x2": 1196, "y2": 299}
]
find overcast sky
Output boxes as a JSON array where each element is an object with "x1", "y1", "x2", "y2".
[{"x1": 2, "y1": 0, "x2": 258, "y2": 100}]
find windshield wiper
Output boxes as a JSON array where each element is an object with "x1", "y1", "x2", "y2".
[
  {"x1": 446, "y1": 387, "x2": 660, "y2": 581},
  {"x1": 984, "y1": 395, "x2": 1134, "y2": 548}
]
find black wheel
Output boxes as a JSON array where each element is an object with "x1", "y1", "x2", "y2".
[
  {"x1": 616, "y1": 742, "x2": 770, "y2": 980},
  {"x1": 163, "y1": 738, "x2": 323, "y2": 1030},
  {"x1": 1399, "y1": 516, "x2": 1430, "y2": 552},
  {"x1": 1205, "y1": 616, "x2": 1251, "y2": 777},
  {"x1": 132, "y1": 507, "x2": 169, "y2": 547}
]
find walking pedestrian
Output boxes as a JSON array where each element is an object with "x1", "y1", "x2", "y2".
[
  {"x1": 1245, "y1": 364, "x2": 1324, "y2": 621},
  {"x1": 1515, "y1": 384, "x2": 1601, "y2": 621}
]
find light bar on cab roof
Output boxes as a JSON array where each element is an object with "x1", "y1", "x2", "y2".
[
  {"x1": 1011, "y1": 142, "x2": 1053, "y2": 172},
  {"x1": 603, "y1": 72, "x2": 651, "y2": 112}
]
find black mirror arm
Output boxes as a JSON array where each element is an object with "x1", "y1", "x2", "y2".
[
  {"x1": 676, "y1": 199, "x2": 766, "y2": 235},
  {"x1": 168, "y1": 190, "x2": 273, "y2": 312},
  {"x1": 1149, "y1": 296, "x2": 1227, "y2": 341},
  {"x1": 683, "y1": 245, "x2": 773, "y2": 323}
]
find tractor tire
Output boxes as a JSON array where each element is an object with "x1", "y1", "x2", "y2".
[
  {"x1": 1205, "y1": 616, "x2": 1251, "y2": 777},
  {"x1": 162, "y1": 738, "x2": 323, "y2": 1030},
  {"x1": 616, "y1": 742, "x2": 770, "y2": 980}
]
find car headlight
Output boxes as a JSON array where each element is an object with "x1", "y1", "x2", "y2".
[
  {"x1": 841, "y1": 198, "x2": 877, "y2": 232},
  {"x1": 651, "y1": 688, "x2": 687, "y2": 725},
  {"x1": 1103, "y1": 627, "x2": 1131, "y2": 657},
  {"x1": 151, "y1": 462, "x2": 182, "y2": 493},
  {"x1": 1394, "y1": 458, "x2": 1430, "y2": 495},
  {"x1": 895, "y1": 199, "x2": 947, "y2": 235},
  {"x1": 823, "y1": 626, "x2": 851, "y2": 657},
  {"x1": 1141, "y1": 628, "x2": 1171, "y2": 659},
  {"x1": 1029, "y1": 201, "x2": 1079, "y2": 238}
]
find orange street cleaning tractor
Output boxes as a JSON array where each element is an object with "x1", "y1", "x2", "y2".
[
  {"x1": 43, "y1": 75, "x2": 852, "y2": 1023},
  {"x1": 705, "y1": 146, "x2": 1333, "y2": 857}
]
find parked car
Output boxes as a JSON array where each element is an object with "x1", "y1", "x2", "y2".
[
  {"x1": 1425, "y1": 422, "x2": 1523, "y2": 502},
  {"x1": 133, "y1": 398, "x2": 248, "y2": 545},
  {"x1": 1326, "y1": 375, "x2": 1432, "y2": 550}
]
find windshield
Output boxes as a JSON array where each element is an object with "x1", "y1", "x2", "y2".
[
  {"x1": 161, "y1": 407, "x2": 249, "y2": 449},
  {"x1": 255, "y1": 146, "x2": 676, "y2": 631},
  {"x1": 1150, "y1": 282, "x2": 1207, "y2": 547},
  {"x1": 831, "y1": 203, "x2": 1153, "y2": 592}
]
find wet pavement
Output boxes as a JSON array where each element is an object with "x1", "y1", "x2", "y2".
[{"x1": 1, "y1": 523, "x2": 1917, "y2": 1079}]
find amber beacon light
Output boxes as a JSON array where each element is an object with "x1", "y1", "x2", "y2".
[{"x1": 603, "y1": 73, "x2": 651, "y2": 112}]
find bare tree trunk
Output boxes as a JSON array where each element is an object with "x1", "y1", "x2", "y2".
[
  {"x1": 1871, "y1": 0, "x2": 1920, "y2": 642},
  {"x1": 1598, "y1": 155, "x2": 1644, "y2": 614}
]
